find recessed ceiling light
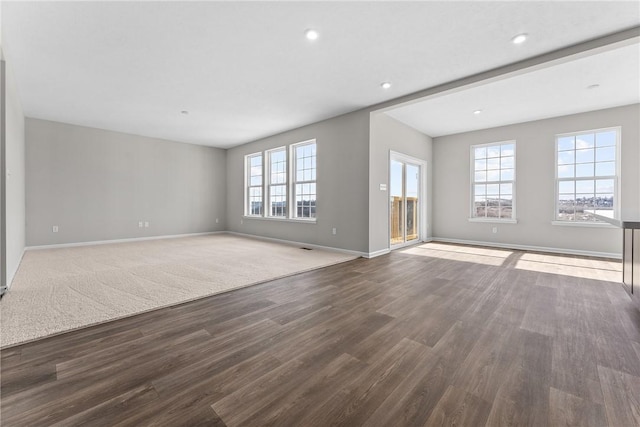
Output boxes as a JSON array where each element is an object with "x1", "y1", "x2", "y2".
[
  {"x1": 381, "y1": 82, "x2": 392, "y2": 89},
  {"x1": 473, "y1": 110, "x2": 482, "y2": 115},
  {"x1": 511, "y1": 33, "x2": 528, "y2": 44},
  {"x1": 305, "y1": 29, "x2": 319, "y2": 41},
  {"x1": 181, "y1": 110, "x2": 189, "y2": 115},
  {"x1": 587, "y1": 84, "x2": 600, "y2": 90}
]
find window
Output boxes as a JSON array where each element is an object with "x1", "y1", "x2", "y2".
[
  {"x1": 292, "y1": 140, "x2": 317, "y2": 219},
  {"x1": 555, "y1": 128, "x2": 619, "y2": 222},
  {"x1": 267, "y1": 148, "x2": 287, "y2": 217},
  {"x1": 244, "y1": 139, "x2": 316, "y2": 221},
  {"x1": 246, "y1": 153, "x2": 263, "y2": 216},
  {"x1": 471, "y1": 141, "x2": 515, "y2": 221}
]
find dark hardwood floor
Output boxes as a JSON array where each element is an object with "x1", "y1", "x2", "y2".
[{"x1": 1, "y1": 243, "x2": 639, "y2": 426}]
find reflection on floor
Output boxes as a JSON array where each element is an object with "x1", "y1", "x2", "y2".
[
  {"x1": 401, "y1": 242, "x2": 621, "y2": 282},
  {"x1": 401, "y1": 242, "x2": 514, "y2": 266}
]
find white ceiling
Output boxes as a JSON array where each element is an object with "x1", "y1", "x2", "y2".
[
  {"x1": 385, "y1": 43, "x2": 640, "y2": 137},
  {"x1": 2, "y1": 1, "x2": 640, "y2": 148}
]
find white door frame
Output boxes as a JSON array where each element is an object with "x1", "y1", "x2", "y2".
[{"x1": 389, "y1": 150, "x2": 427, "y2": 250}]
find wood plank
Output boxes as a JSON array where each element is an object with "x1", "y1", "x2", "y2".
[
  {"x1": 598, "y1": 365, "x2": 640, "y2": 427},
  {"x1": 549, "y1": 387, "x2": 607, "y2": 427},
  {"x1": 424, "y1": 385, "x2": 492, "y2": 427}
]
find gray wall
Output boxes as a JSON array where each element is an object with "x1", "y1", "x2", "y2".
[
  {"x1": 226, "y1": 110, "x2": 370, "y2": 253},
  {"x1": 3, "y1": 53, "x2": 26, "y2": 286},
  {"x1": 432, "y1": 104, "x2": 640, "y2": 256},
  {"x1": 26, "y1": 119, "x2": 226, "y2": 246},
  {"x1": 369, "y1": 113, "x2": 432, "y2": 254}
]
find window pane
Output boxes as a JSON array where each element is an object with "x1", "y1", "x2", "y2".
[
  {"x1": 576, "y1": 180, "x2": 595, "y2": 194},
  {"x1": 596, "y1": 194, "x2": 614, "y2": 210},
  {"x1": 596, "y1": 146, "x2": 615, "y2": 162},
  {"x1": 557, "y1": 165, "x2": 575, "y2": 178},
  {"x1": 500, "y1": 156, "x2": 514, "y2": 169},
  {"x1": 474, "y1": 147, "x2": 487, "y2": 159},
  {"x1": 576, "y1": 193, "x2": 595, "y2": 209},
  {"x1": 595, "y1": 161, "x2": 615, "y2": 177},
  {"x1": 557, "y1": 151, "x2": 574, "y2": 165},
  {"x1": 250, "y1": 156, "x2": 262, "y2": 168},
  {"x1": 500, "y1": 183, "x2": 512, "y2": 195},
  {"x1": 575, "y1": 133, "x2": 595, "y2": 149},
  {"x1": 558, "y1": 181, "x2": 574, "y2": 194},
  {"x1": 486, "y1": 198, "x2": 499, "y2": 217},
  {"x1": 475, "y1": 171, "x2": 487, "y2": 182},
  {"x1": 488, "y1": 170, "x2": 500, "y2": 181},
  {"x1": 501, "y1": 144, "x2": 515, "y2": 156},
  {"x1": 474, "y1": 184, "x2": 486, "y2": 196},
  {"x1": 487, "y1": 157, "x2": 500, "y2": 170},
  {"x1": 474, "y1": 159, "x2": 487, "y2": 171},
  {"x1": 575, "y1": 149, "x2": 594, "y2": 163},
  {"x1": 475, "y1": 196, "x2": 487, "y2": 204},
  {"x1": 596, "y1": 179, "x2": 614, "y2": 193},
  {"x1": 487, "y1": 146, "x2": 501, "y2": 158},
  {"x1": 596, "y1": 130, "x2": 616, "y2": 147},
  {"x1": 576, "y1": 163, "x2": 594, "y2": 177},
  {"x1": 487, "y1": 184, "x2": 499, "y2": 195},
  {"x1": 558, "y1": 136, "x2": 575, "y2": 151},
  {"x1": 499, "y1": 196, "x2": 512, "y2": 219},
  {"x1": 500, "y1": 169, "x2": 513, "y2": 181}
]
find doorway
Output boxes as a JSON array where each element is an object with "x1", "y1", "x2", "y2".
[{"x1": 390, "y1": 152, "x2": 423, "y2": 248}]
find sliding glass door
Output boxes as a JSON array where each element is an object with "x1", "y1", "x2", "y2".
[{"x1": 390, "y1": 155, "x2": 421, "y2": 247}]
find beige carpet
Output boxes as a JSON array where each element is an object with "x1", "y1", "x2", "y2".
[{"x1": 0, "y1": 233, "x2": 357, "y2": 348}]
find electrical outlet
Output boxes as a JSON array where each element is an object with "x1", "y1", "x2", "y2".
[
  {"x1": 52, "y1": 225, "x2": 59, "y2": 233},
  {"x1": 240, "y1": 219, "x2": 244, "y2": 225},
  {"x1": 138, "y1": 221, "x2": 143, "y2": 228},
  {"x1": 216, "y1": 218, "x2": 219, "y2": 224},
  {"x1": 332, "y1": 227, "x2": 337, "y2": 235},
  {"x1": 144, "y1": 221, "x2": 149, "y2": 228},
  {"x1": 492, "y1": 226, "x2": 498, "y2": 234}
]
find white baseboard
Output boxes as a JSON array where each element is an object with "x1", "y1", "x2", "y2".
[
  {"x1": 226, "y1": 231, "x2": 366, "y2": 258},
  {"x1": 431, "y1": 237, "x2": 622, "y2": 260},
  {"x1": 364, "y1": 248, "x2": 390, "y2": 259},
  {"x1": 25, "y1": 231, "x2": 224, "y2": 251}
]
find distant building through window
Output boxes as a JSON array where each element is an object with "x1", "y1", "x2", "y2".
[
  {"x1": 471, "y1": 141, "x2": 516, "y2": 221},
  {"x1": 555, "y1": 128, "x2": 619, "y2": 222}
]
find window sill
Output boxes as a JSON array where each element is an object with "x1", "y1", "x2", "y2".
[
  {"x1": 551, "y1": 220, "x2": 616, "y2": 228},
  {"x1": 468, "y1": 218, "x2": 518, "y2": 224},
  {"x1": 243, "y1": 215, "x2": 317, "y2": 224}
]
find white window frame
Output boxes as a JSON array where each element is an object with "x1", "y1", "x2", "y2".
[
  {"x1": 245, "y1": 152, "x2": 264, "y2": 217},
  {"x1": 552, "y1": 126, "x2": 620, "y2": 227},
  {"x1": 243, "y1": 139, "x2": 317, "y2": 223},
  {"x1": 469, "y1": 140, "x2": 517, "y2": 224},
  {"x1": 266, "y1": 147, "x2": 288, "y2": 218},
  {"x1": 290, "y1": 139, "x2": 317, "y2": 220}
]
